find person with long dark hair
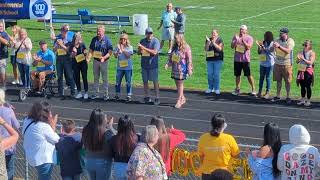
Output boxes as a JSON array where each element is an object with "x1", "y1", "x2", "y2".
[
  {"x1": 256, "y1": 31, "x2": 275, "y2": 99},
  {"x1": 22, "y1": 102, "x2": 59, "y2": 180},
  {"x1": 150, "y1": 116, "x2": 186, "y2": 176},
  {"x1": 110, "y1": 115, "x2": 138, "y2": 180},
  {"x1": 82, "y1": 108, "x2": 116, "y2": 180},
  {"x1": 247, "y1": 122, "x2": 282, "y2": 180},
  {"x1": 198, "y1": 113, "x2": 239, "y2": 180}
]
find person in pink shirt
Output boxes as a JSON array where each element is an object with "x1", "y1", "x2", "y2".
[
  {"x1": 165, "y1": 34, "x2": 193, "y2": 108},
  {"x1": 150, "y1": 116, "x2": 186, "y2": 176},
  {"x1": 231, "y1": 25, "x2": 256, "y2": 96}
]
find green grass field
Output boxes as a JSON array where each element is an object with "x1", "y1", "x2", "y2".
[{"x1": 9, "y1": 0, "x2": 320, "y2": 98}]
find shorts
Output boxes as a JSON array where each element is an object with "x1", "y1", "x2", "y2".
[
  {"x1": 161, "y1": 27, "x2": 175, "y2": 41},
  {"x1": 234, "y1": 62, "x2": 251, "y2": 76},
  {"x1": 142, "y1": 68, "x2": 158, "y2": 83},
  {"x1": 10, "y1": 55, "x2": 17, "y2": 65},
  {"x1": 273, "y1": 64, "x2": 293, "y2": 83},
  {"x1": 0, "y1": 59, "x2": 7, "y2": 74}
]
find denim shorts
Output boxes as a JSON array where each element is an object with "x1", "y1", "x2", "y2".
[{"x1": 141, "y1": 68, "x2": 158, "y2": 83}]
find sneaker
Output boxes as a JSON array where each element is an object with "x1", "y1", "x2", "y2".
[
  {"x1": 154, "y1": 98, "x2": 160, "y2": 105},
  {"x1": 263, "y1": 92, "x2": 270, "y2": 99},
  {"x1": 64, "y1": 86, "x2": 69, "y2": 90},
  {"x1": 91, "y1": 94, "x2": 99, "y2": 100},
  {"x1": 205, "y1": 89, "x2": 214, "y2": 94},
  {"x1": 232, "y1": 89, "x2": 240, "y2": 96},
  {"x1": 11, "y1": 80, "x2": 19, "y2": 85},
  {"x1": 114, "y1": 95, "x2": 120, "y2": 101},
  {"x1": 250, "y1": 91, "x2": 257, "y2": 96},
  {"x1": 75, "y1": 92, "x2": 83, "y2": 99},
  {"x1": 144, "y1": 97, "x2": 152, "y2": 104},
  {"x1": 257, "y1": 92, "x2": 262, "y2": 98},
  {"x1": 297, "y1": 98, "x2": 306, "y2": 105},
  {"x1": 126, "y1": 95, "x2": 132, "y2": 102},
  {"x1": 215, "y1": 90, "x2": 221, "y2": 95},
  {"x1": 271, "y1": 96, "x2": 281, "y2": 102},
  {"x1": 304, "y1": 100, "x2": 311, "y2": 107},
  {"x1": 167, "y1": 49, "x2": 172, "y2": 54},
  {"x1": 103, "y1": 95, "x2": 110, "y2": 101},
  {"x1": 286, "y1": 98, "x2": 292, "y2": 104},
  {"x1": 83, "y1": 93, "x2": 89, "y2": 100}
]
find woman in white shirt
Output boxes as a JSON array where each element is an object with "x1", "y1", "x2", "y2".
[{"x1": 22, "y1": 102, "x2": 59, "y2": 180}]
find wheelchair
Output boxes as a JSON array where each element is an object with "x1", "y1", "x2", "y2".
[{"x1": 19, "y1": 72, "x2": 58, "y2": 101}]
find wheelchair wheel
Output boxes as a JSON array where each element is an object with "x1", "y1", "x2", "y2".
[
  {"x1": 48, "y1": 79, "x2": 58, "y2": 95},
  {"x1": 19, "y1": 89, "x2": 27, "y2": 101}
]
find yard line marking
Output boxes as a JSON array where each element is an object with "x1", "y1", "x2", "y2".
[{"x1": 240, "y1": 0, "x2": 313, "y2": 21}]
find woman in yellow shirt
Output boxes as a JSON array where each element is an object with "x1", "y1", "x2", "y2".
[{"x1": 198, "y1": 113, "x2": 240, "y2": 180}]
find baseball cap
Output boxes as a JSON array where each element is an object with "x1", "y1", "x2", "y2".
[
  {"x1": 145, "y1": 27, "x2": 153, "y2": 34},
  {"x1": 280, "y1": 27, "x2": 289, "y2": 34},
  {"x1": 240, "y1": 25, "x2": 248, "y2": 30},
  {"x1": 175, "y1": 6, "x2": 181, "y2": 10},
  {"x1": 39, "y1": 40, "x2": 47, "y2": 45}
]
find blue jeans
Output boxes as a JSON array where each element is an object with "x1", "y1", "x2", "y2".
[
  {"x1": 17, "y1": 63, "x2": 30, "y2": 88},
  {"x1": 56, "y1": 56, "x2": 76, "y2": 96},
  {"x1": 115, "y1": 69, "x2": 132, "y2": 95},
  {"x1": 113, "y1": 162, "x2": 128, "y2": 180},
  {"x1": 5, "y1": 154, "x2": 15, "y2": 180},
  {"x1": 35, "y1": 163, "x2": 54, "y2": 180},
  {"x1": 85, "y1": 158, "x2": 112, "y2": 180},
  {"x1": 62, "y1": 174, "x2": 81, "y2": 180},
  {"x1": 207, "y1": 60, "x2": 223, "y2": 91},
  {"x1": 259, "y1": 65, "x2": 273, "y2": 93}
]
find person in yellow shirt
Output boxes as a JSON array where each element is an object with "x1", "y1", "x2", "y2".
[{"x1": 198, "y1": 113, "x2": 240, "y2": 180}]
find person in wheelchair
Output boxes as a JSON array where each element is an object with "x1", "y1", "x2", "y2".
[{"x1": 31, "y1": 40, "x2": 55, "y2": 94}]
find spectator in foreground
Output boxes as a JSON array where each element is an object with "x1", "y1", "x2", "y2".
[
  {"x1": 0, "y1": 116, "x2": 19, "y2": 179},
  {"x1": 247, "y1": 122, "x2": 282, "y2": 180},
  {"x1": 82, "y1": 108, "x2": 116, "y2": 180},
  {"x1": 207, "y1": 169, "x2": 233, "y2": 180},
  {"x1": 231, "y1": 25, "x2": 256, "y2": 96},
  {"x1": 9, "y1": 25, "x2": 21, "y2": 85},
  {"x1": 172, "y1": 6, "x2": 186, "y2": 35},
  {"x1": 110, "y1": 115, "x2": 139, "y2": 180},
  {"x1": 296, "y1": 40, "x2": 316, "y2": 106},
  {"x1": 127, "y1": 125, "x2": 168, "y2": 180},
  {"x1": 165, "y1": 34, "x2": 193, "y2": 108},
  {"x1": 22, "y1": 101, "x2": 60, "y2": 180},
  {"x1": 31, "y1": 40, "x2": 55, "y2": 92},
  {"x1": 204, "y1": 29, "x2": 224, "y2": 95},
  {"x1": 150, "y1": 116, "x2": 186, "y2": 176},
  {"x1": 198, "y1": 113, "x2": 239, "y2": 180},
  {"x1": 256, "y1": 31, "x2": 275, "y2": 99},
  {"x1": 88, "y1": 25, "x2": 113, "y2": 100},
  {"x1": 272, "y1": 27, "x2": 295, "y2": 104},
  {"x1": 69, "y1": 32, "x2": 89, "y2": 100},
  {"x1": 158, "y1": 3, "x2": 176, "y2": 54},
  {"x1": 138, "y1": 27, "x2": 161, "y2": 105},
  {"x1": 0, "y1": 21, "x2": 10, "y2": 89},
  {"x1": 277, "y1": 124, "x2": 320, "y2": 179},
  {"x1": 0, "y1": 89, "x2": 20, "y2": 180},
  {"x1": 114, "y1": 33, "x2": 134, "y2": 102},
  {"x1": 56, "y1": 120, "x2": 83, "y2": 180},
  {"x1": 14, "y1": 28, "x2": 33, "y2": 89}
]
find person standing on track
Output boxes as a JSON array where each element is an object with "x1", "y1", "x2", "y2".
[
  {"x1": 138, "y1": 27, "x2": 161, "y2": 105},
  {"x1": 296, "y1": 40, "x2": 315, "y2": 107},
  {"x1": 271, "y1": 28, "x2": 295, "y2": 104},
  {"x1": 158, "y1": 3, "x2": 176, "y2": 54},
  {"x1": 165, "y1": 34, "x2": 193, "y2": 108},
  {"x1": 87, "y1": 25, "x2": 113, "y2": 101},
  {"x1": 8, "y1": 25, "x2": 21, "y2": 85},
  {"x1": 0, "y1": 21, "x2": 10, "y2": 89},
  {"x1": 231, "y1": 25, "x2": 256, "y2": 96}
]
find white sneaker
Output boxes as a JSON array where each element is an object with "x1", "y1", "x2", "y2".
[
  {"x1": 215, "y1": 90, "x2": 221, "y2": 95},
  {"x1": 304, "y1": 100, "x2": 311, "y2": 107},
  {"x1": 83, "y1": 93, "x2": 89, "y2": 99},
  {"x1": 167, "y1": 49, "x2": 172, "y2": 54},
  {"x1": 11, "y1": 80, "x2": 19, "y2": 85},
  {"x1": 75, "y1": 92, "x2": 83, "y2": 99},
  {"x1": 205, "y1": 89, "x2": 214, "y2": 94},
  {"x1": 297, "y1": 98, "x2": 306, "y2": 105}
]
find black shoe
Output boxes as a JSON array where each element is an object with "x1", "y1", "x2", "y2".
[
  {"x1": 114, "y1": 95, "x2": 120, "y2": 101},
  {"x1": 60, "y1": 95, "x2": 66, "y2": 100},
  {"x1": 271, "y1": 96, "x2": 281, "y2": 102},
  {"x1": 154, "y1": 98, "x2": 160, "y2": 105},
  {"x1": 286, "y1": 98, "x2": 292, "y2": 104},
  {"x1": 126, "y1": 96, "x2": 132, "y2": 102},
  {"x1": 143, "y1": 97, "x2": 151, "y2": 104}
]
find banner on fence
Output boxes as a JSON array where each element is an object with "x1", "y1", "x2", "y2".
[{"x1": 0, "y1": 0, "x2": 51, "y2": 19}]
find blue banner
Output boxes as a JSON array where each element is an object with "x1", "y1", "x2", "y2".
[{"x1": 0, "y1": 0, "x2": 51, "y2": 19}]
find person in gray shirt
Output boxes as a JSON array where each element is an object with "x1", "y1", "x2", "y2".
[{"x1": 172, "y1": 7, "x2": 186, "y2": 35}]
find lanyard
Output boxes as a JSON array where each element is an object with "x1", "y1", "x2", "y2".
[{"x1": 146, "y1": 144, "x2": 166, "y2": 179}]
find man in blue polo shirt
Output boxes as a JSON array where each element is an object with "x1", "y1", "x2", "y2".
[
  {"x1": 88, "y1": 25, "x2": 113, "y2": 100},
  {"x1": 138, "y1": 27, "x2": 161, "y2": 105},
  {"x1": 31, "y1": 40, "x2": 55, "y2": 92},
  {"x1": 0, "y1": 21, "x2": 10, "y2": 89}
]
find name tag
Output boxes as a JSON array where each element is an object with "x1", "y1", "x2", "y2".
[
  {"x1": 236, "y1": 45, "x2": 245, "y2": 53},
  {"x1": 119, "y1": 60, "x2": 129, "y2": 68},
  {"x1": 17, "y1": 52, "x2": 26, "y2": 59},
  {"x1": 206, "y1": 51, "x2": 215, "y2": 58},
  {"x1": 259, "y1": 54, "x2": 266, "y2": 62},
  {"x1": 93, "y1": 51, "x2": 102, "y2": 59},
  {"x1": 75, "y1": 54, "x2": 85, "y2": 63},
  {"x1": 275, "y1": 48, "x2": 286, "y2": 58},
  {"x1": 141, "y1": 50, "x2": 150, "y2": 57},
  {"x1": 172, "y1": 54, "x2": 180, "y2": 63},
  {"x1": 37, "y1": 61, "x2": 45, "y2": 67},
  {"x1": 57, "y1": 49, "x2": 67, "y2": 56},
  {"x1": 298, "y1": 63, "x2": 307, "y2": 72}
]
